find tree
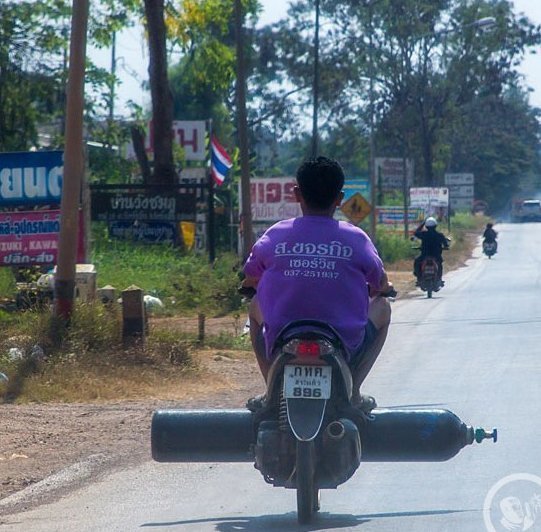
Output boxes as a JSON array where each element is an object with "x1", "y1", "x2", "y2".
[
  {"x1": 143, "y1": 0, "x2": 176, "y2": 185},
  {"x1": 0, "y1": 1, "x2": 68, "y2": 151}
]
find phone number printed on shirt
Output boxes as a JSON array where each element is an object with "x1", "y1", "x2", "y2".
[{"x1": 284, "y1": 269, "x2": 340, "y2": 279}]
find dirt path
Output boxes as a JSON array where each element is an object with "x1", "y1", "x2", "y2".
[{"x1": 0, "y1": 349, "x2": 264, "y2": 506}]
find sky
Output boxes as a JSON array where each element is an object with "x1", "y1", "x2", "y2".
[{"x1": 89, "y1": 0, "x2": 541, "y2": 117}]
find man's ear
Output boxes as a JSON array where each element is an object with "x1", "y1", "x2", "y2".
[
  {"x1": 294, "y1": 185, "x2": 302, "y2": 203},
  {"x1": 335, "y1": 191, "x2": 345, "y2": 206}
]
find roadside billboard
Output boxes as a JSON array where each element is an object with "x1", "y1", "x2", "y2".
[
  {"x1": 410, "y1": 187, "x2": 449, "y2": 208},
  {"x1": 445, "y1": 173, "x2": 474, "y2": 212},
  {"x1": 90, "y1": 190, "x2": 197, "y2": 223},
  {"x1": 145, "y1": 120, "x2": 207, "y2": 161},
  {"x1": 342, "y1": 178, "x2": 371, "y2": 202},
  {"x1": 248, "y1": 177, "x2": 302, "y2": 222},
  {"x1": 0, "y1": 151, "x2": 63, "y2": 206},
  {"x1": 375, "y1": 158, "x2": 413, "y2": 191},
  {"x1": 376, "y1": 206, "x2": 425, "y2": 226},
  {"x1": 0, "y1": 209, "x2": 83, "y2": 266}
]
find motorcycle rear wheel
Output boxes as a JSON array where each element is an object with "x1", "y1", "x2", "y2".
[
  {"x1": 296, "y1": 440, "x2": 319, "y2": 524},
  {"x1": 427, "y1": 289, "x2": 433, "y2": 298}
]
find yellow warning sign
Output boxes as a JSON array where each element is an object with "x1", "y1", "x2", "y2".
[{"x1": 340, "y1": 192, "x2": 372, "y2": 225}]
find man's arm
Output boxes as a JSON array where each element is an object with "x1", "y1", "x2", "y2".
[
  {"x1": 369, "y1": 269, "x2": 393, "y2": 297},
  {"x1": 414, "y1": 222, "x2": 425, "y2": 238},
  {"x1": 241, "y1": 275, "x2": 260, "y2": 289}
]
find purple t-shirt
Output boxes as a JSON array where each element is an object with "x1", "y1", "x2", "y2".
[{"x1": 243, "y1": 216, "x2": 384, "y2": 359}]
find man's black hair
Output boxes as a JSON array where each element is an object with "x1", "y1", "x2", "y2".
[{"x1": 296, "y1": 156, "x2": 345, "y2": 210}]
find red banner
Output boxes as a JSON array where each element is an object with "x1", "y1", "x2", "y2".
[{"x1": 0, "y1": 210, "x2": 84, "y2": 266}]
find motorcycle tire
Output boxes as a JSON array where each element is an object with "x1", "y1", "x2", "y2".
[
  {"x1": 296, "y1": 440, "x2": 318, "y2": 524},
  {"x1": 427, "y1": 289, "x2": 433, "y2": 299}
]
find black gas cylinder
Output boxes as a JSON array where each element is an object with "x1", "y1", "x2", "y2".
[{"x1": 151, "y1": 408, "x2": 496, "y2": 463}]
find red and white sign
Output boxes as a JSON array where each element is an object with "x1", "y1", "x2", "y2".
[
  {"x1": 246, "y1": 178, "x2": 302, "y2": 222},
  {"x1": 0, "y1": 210, "x2": 84, "y2": 266},
  {"x1": 145, "y1": 120, "x2": 206, "y2": 161}
]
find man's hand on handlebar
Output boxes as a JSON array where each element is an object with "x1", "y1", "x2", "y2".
[
  {"x1": 238, "y1": 275, "x2": 259, "y2": 299},
  {"x1": 369, "y1": 272, "x2": 397, "y2": 298}
]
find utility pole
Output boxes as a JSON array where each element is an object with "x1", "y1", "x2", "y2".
[
  {"x1": 234, "y1": 0, "x2": 253, "y2": 259},
  {"x1": 311, "y1": 0, "x2": 320, "y2": 159},
  {"x1": 54, "y1": 0, "x2": 88, "y2": 320},
  {"x1": 109, "y1": 29, "x2": 116, "y2": 130},
  {"x1": 368, "y1": 0, "x2": 377, "y2": 241}
]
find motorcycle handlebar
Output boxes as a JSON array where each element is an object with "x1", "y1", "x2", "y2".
[
  {"x1": 380, "y1": 287, "x2": 398, "y2": 298},
  {"x1": 238, "y1": 285, "x2": 257, "y2": 299}
]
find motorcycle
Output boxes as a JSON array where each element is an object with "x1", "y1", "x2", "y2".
[
  {"x1": 151, "y1": 285, "x2": 497, "y2": 525},
  {"x1": 411, "y1": 235, "x2": 450, "y2": 299},
  {"x1": 418, "y1": 256, "x2": 443, "y2": 298},
  {"x1": 253, "y1": 317, "x2": 379, "y2": 523},
  {"x1": 483, "y1": 241, "x2": 497, "y2": 259}
]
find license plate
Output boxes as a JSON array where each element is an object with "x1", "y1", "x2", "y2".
[{"x1": 283, "y1": 365, "x2": 332, "y2": 400}]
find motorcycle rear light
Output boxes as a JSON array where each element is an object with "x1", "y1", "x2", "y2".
[
  {"x1": 298, "y1": 341, "x2": 320, "y2": 356},
  {"x1": 283, "y1": 338, "x2": 334, "y2": 357}
]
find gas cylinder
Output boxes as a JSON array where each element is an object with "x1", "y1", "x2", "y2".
[
  {"x1": 151, "y1": 408, "x2": 496, "y2": 463},
  {"x1": 360, "y1": 408, "x2": 496, "y2": 462},
  {"x1": 151, "y1": 409, "x2": 254, "y2": 462}
]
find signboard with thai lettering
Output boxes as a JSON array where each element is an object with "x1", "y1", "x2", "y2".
[
  {"x1": 108, "y1": 221, "x2": 177, "y2": 243},
  {"x1": 343, "y1": 178, "x2": 371, "y2": 202},
  {"x1": 0, "y1": 209, "x2": 83, "y2": 266},
  {"x1": 375, "y1": 158, "x2": 414, "y2": 191},
  {"x1": 91, "y1": 191, "x2": 197, "y2": 222},
  {"x1": 410, "y1": 187, "x2": 449, "y2": 208},
  {"x1": 376, "y1": 206, "x2": 425, "y2": 225},
  {"x1": 0, "y1": 151, "x2": 63, "y2": 205},
  {"x1": 248, "y1": 178, "x2": 302, "y2": 222},
  {"x1": 145, "y1": 120, "x2": 206, "y2": 161},
  {"x1": 444, "y1": 173, "x2": 475, "y2": 212},
  {"x1": 444, "y1": 173, "x2": 474, "y2": 186}
]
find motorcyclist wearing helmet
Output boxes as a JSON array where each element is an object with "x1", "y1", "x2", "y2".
[{"x1": 413, "y1": 217, "x2": 450, "y2": 282}]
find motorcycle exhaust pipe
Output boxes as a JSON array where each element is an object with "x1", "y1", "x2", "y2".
[{"x1": 325, "y1": 420, "x2": 346, "y2": 441}]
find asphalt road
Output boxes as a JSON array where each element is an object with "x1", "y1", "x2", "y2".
[{"x1": 3, "y1": 222, "x2": 541, "y2": 532}]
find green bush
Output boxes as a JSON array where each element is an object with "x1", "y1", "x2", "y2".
[
  {"x1": 91, "y1": 230, "x2": 242, "y2": 316},
  {"x1": 450, "y1": 212, "x2": 488, "y2": 231},
  {"x1": 375, "y1": 229, "x2": 417, "y2": 264}
]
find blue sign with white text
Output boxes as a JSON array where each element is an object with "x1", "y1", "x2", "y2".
[
  {"x1": 0, "y1": 151, "x2": 64, "y2": 206},
  {"x1": 343, "y1": 178, "x2": 371, "y2": 202}
]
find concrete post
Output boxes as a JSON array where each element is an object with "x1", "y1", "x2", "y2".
[{"x1": 122, "y1": 285, "x2": 145, "y2": 344}]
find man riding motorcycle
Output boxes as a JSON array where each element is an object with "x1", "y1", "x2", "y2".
[
  {"x1": 483, "y1": 223, "x2": 498, "y2": 250},
  {"x1": 413, "y1": 217, "x2": 450, "y2": 283},
  {"x1": 241, "y1": 156, "x2": 393, "y2": 411}
]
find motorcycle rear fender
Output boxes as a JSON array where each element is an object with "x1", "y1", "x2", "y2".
[{"x1": 287, "y1": 397, "x2": 327, "y2": 441}]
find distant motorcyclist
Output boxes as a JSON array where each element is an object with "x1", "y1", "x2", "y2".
[
  {"x1": 483, "y1": 223, "x2": 498, "y2": 245},
  {"x1": 413, "y1": 217, "x2": 450, "y2": 282}
]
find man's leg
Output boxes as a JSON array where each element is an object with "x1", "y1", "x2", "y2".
[
  {"x1": 437, "y1": 257, "x2": 444, "y2": 281},
  {"x1": 351, "y1": 296, "x2": 391, "y2": 402},
  {"x1": 248, "y1": 295, "x2": 271, "y2": 382},
  {"x1": 414, "y1": 256, "x2": 422, "y2": 281}
]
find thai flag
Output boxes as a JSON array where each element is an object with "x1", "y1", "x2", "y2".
[{"x1": 210, "y1": 135, "x2": 232, "y2": 186}]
